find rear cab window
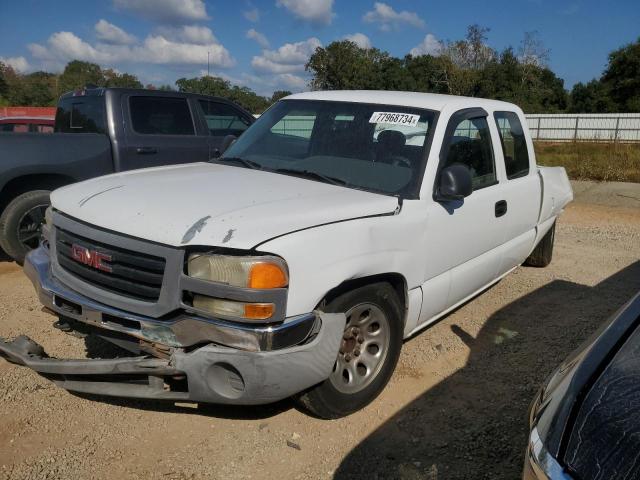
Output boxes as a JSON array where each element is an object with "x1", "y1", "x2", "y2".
[
  {"x1": 55, "y1": 96, "x2": 107, "y2": 133},
  {"x1": 494, "y1": 111, "x2": 530, "y2": 179},
  {"x1": 197, "y1": 100, "x2": 252, "y2": 137},
  {"x1": 129, "y1": 96, "x2": 195, "y2": 135}
]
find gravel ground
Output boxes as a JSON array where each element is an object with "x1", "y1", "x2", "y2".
[{"x1": 0, "y1": 180, "x2": 639, "y2": 480}]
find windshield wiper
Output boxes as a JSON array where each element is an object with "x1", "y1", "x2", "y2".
[
  {"x1": 274, "y1": 168, "x2": 347, "y2": 186},
  {"x1": 214, "y1": 157, "x2": 263, "y2": 170}
]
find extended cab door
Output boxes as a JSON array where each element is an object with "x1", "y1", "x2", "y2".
[
  {"x1": 418, "y1": 109, "x2": 507, "y2": 325},
  {"x1": 120, "y1": 94, "x2": 209, "y2": 170},
  {"x1": 492, "y1": 110, "x2": 541, "y2": 273}
]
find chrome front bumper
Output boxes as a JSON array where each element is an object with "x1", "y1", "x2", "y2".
[{"x1": 24, "y1": 245, "x2": 318, "y2": 352}]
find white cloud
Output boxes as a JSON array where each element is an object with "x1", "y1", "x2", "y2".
[
  {"x1": 246, "y1": 29, "x2": 270, "y2": 48},
  {"x1": 410, "y1": 34, "x2": 443, "y2": 56},
  {"x1": 244, "y1": 7, "x2": 260, "y2": 22},
  {"x1": 156, "y1": 25, "x2": 217, "y2": 45},
  {"x1": 28, "y1": 30, "x2": 234, "y2": 69},
  {"x1": 277, "y1": 73, "x2": 307, "y2": 90},
  {"x1": 363, "y1": 2, "x2": 425, "y2": 31},
  {"x1": 251, "y1": 37, "x2": 321, "y2": 73},
  {"x1": 0, "y1": 56, "x2": 30, "y2": 73},
  {"x1": 95, "y1": 19, "x2": 137, "y2": 45},
  {"x1": 113, "y1": 0, "x2": 209, "y2": 23},
  {"x1": 276, "y1": 0, "x2": 334, "y2": 26},
  {"x1": 342, "y1": 33, "x2": 371, "y2": 49}
]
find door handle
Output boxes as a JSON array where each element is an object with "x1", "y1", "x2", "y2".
[
  {"x1": 136, "y1": 147, "x2": 157, "y2": 155},
  {"x1": 495, "y1": 200, "x2": 508, "y2": 217}
]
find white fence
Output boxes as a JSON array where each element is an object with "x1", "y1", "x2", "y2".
[{"x1": 525, "y1": 113, "x2": 640, "y2": 142}]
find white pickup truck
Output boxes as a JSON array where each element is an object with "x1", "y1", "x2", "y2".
[{"x1": 0, "y1": 91, "x2": 572, "y2": 418}]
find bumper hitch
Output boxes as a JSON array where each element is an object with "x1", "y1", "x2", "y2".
[{"x1": 0, "y1": 335, "x2": 188, "y2": 401}]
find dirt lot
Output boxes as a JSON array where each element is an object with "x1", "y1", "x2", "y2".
[{"x1": 0, "y1": 180, "x2": 639, "y2": 480}]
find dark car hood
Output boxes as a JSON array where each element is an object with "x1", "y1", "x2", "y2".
[{"x1": 533, "y1": 291, "x2": 640, "y2": 465}]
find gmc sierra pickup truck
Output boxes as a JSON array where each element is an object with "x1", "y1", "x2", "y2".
[
  {"x1": 0, "y1": 87, "x2": 254, "y2": 262},
  {"x1": 0, "y1": 91, "x2": 573, "y2": 418}
]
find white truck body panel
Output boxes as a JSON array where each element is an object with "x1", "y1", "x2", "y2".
[{"x1": 51, "y1": 162, "x2": 399, "y2": 249}]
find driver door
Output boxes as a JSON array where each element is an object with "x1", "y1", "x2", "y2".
[{"x1": 418, "y1": 109, "x2": 507, "y2": 325}]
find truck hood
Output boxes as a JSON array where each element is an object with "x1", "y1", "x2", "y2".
[{"x1": 51, "y1": 162, "x2": 399, "y2": 249}]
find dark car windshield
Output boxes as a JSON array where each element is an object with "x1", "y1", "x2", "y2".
[
  {"x1": 221, "y1": 99, "x2": 436, "y2": 198},
  {"x1": 55, "y1": 95, "x2": 106, "y2": 134}
]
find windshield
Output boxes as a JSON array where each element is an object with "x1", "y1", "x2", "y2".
[{"x1": 221, "y1": 100, "x2": 436, "y2": 198}]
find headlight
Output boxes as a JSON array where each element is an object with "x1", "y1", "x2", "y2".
[
  {"x1": 187, "y1": 254, "x2": 288, "y2": 321},
  {"x1": 187, "y1": 254, "x2": 288, "y2": 289}
]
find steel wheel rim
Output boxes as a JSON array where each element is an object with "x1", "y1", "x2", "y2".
[
  {"x1": 329, "y1": 302, "x2": 391, "y2": 394},
  {"x1": 17, "y1": 204, "x2": 48, "y2": 250}
]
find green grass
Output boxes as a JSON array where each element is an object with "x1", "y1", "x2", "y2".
[{"x1": 534, "y1": 142, "x2": 640, "y2": 183}]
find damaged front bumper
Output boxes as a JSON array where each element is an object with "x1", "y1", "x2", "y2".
[
  {"x1": 0, "y1": 309, "x2": 345, "y2": 404},
  {"x1": 4, "y1": 246, "x2": 347, "y2": 405}
]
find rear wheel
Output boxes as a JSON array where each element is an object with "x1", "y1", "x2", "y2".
[
  {"x1": 0, "y1": 190, "x2": 51, "y2": 264},
  {"x1": 295, "y1": 282, "x2": 403, "y2": 419},
  {"x1": 525, "y1": 221, "x2": 555, "y2": 268}
]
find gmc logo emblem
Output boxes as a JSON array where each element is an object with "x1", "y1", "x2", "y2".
[{"x1": 70, "y1": 244, "x2": 113, "y2": 273}]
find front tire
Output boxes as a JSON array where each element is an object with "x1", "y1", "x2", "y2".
[
  {"x1": 0, "y1": 190, "x2": 51, "y2": 264},
  {"x1": 295, "y1": 282, "x2": 403, "y2": 419}
]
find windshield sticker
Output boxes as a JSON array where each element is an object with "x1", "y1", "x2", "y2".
[{"x1": 369, "y1": 112, "x2": 420, "y2": 127}]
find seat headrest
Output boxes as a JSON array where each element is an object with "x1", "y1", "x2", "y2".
[{"x1": 377, "y1": 130, "x2": 406, "y2": 152}]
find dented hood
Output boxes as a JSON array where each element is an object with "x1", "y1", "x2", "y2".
[{"x1": 51, "y1": 162, "x2": 399, "y2": 249}]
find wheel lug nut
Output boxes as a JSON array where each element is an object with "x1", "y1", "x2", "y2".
[
  {"x1": 344, "y1": 354, "x2": 352, "y2": 362},
  {"x1": 357, "y1": 336, "x2": 364, "y2": 343},
  {"x1": 354, "y1": 349, "x2": 360, "y2": 356}
]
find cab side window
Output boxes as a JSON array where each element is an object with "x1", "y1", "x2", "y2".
[
  {"x1": 494, "y1": 111, "x2": 530, "y2": 179},
  {"x1": 443, "y1": 116, "x2": 496, "y2": 190},
  {"x1": 130, "y1": 96, "x2": 195, "y2": 135},
  {"x1": 198, "y1": 100, "x2": 252, "y2": 137}
]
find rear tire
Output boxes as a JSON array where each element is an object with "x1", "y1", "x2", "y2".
[
  {"x1": 525, "y1": 221, "x2": 555, "y2": 268},
  {"x1": 0, "y1": 190, "x2": 51, "y2": 264},
  {"x1": 295, "y1": 282, "x2": 403, "y2": 419}
]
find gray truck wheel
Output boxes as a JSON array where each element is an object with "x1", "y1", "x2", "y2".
[
  {"x1": 0, "y1": 190, "x2": 51, "y2": 264},
  {"x1": 525, "y1": 221, "x2": 556, "y2": 268},
  {"x1": 295, "y1": 282, "x2": 403, "y2": 419}
]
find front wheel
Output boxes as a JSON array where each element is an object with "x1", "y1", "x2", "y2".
[
  {"x1": 0, "y1": 190, "x2": 51, "y2": 264},
  {"x1": 295, "y1": 282, "x2": 403, "y2": 419}
]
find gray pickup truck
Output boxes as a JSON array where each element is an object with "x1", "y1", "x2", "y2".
[{"x1": 0, "y1": 87, "x2": 254, "y2": 263}]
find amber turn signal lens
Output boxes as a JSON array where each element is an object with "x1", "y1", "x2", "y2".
[
  {"x1": 248, "y1": 262, "x2": 288, "y2": 289},
  {"x1": 243, "y1": 303, "x2": 275, "y2": 320}
]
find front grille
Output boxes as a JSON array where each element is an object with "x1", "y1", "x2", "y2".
[{"x1": 56, "y1": 228, "x2": 166, "y2": 302}]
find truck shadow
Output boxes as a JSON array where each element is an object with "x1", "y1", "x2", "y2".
[{"x1": 334, "y1": 260, "x2": 640, "y2": 480}]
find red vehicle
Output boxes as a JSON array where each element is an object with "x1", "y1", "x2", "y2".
[{"x1": 0, "y1": 116, "x2": 55, "y2": 133}]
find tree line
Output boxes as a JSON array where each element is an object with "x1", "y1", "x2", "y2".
[
  {"x1": 306, "y1": 26, "x2": 640, "y2": 114},
  {"x1": 0, "y1": 26, "x2": 638, "y2": 114}
]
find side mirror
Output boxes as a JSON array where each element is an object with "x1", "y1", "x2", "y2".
[
  {"x1": 221, "y1": 134, "x2": 237, "y2": 154},
  {"x1": 212, "y1": 134, "x2": 238, "y2": 159},
  {"x1": 436, "y1": 164, "x2": 473, "y2": 201}
]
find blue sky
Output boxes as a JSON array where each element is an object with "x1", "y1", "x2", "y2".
[{"x1": 0, "y1": 0, "x2": 638, "y2": 96}]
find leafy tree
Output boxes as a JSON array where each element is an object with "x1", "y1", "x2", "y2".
[
  {"x1": 271, "y1": 90, "x2": 292, "y2": 102},
  {"x1": 306, "y1": 41, "x2": 394, "y2": 90},
  {"x1": 102, "y1": 69, "x2": 143, "y2": 88},
  {"x1": 568, "y1": 80, "x2": 615, "y2": 113},
  {"x1": 57, "y1": 60, "x2": 103, "y2": 95},
  {"x1": 175, "y1": 75, "x2": 270, "y2": 113},
  {"x1": 601, "y1": 37, "x2": 640, "y2": 112}
]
